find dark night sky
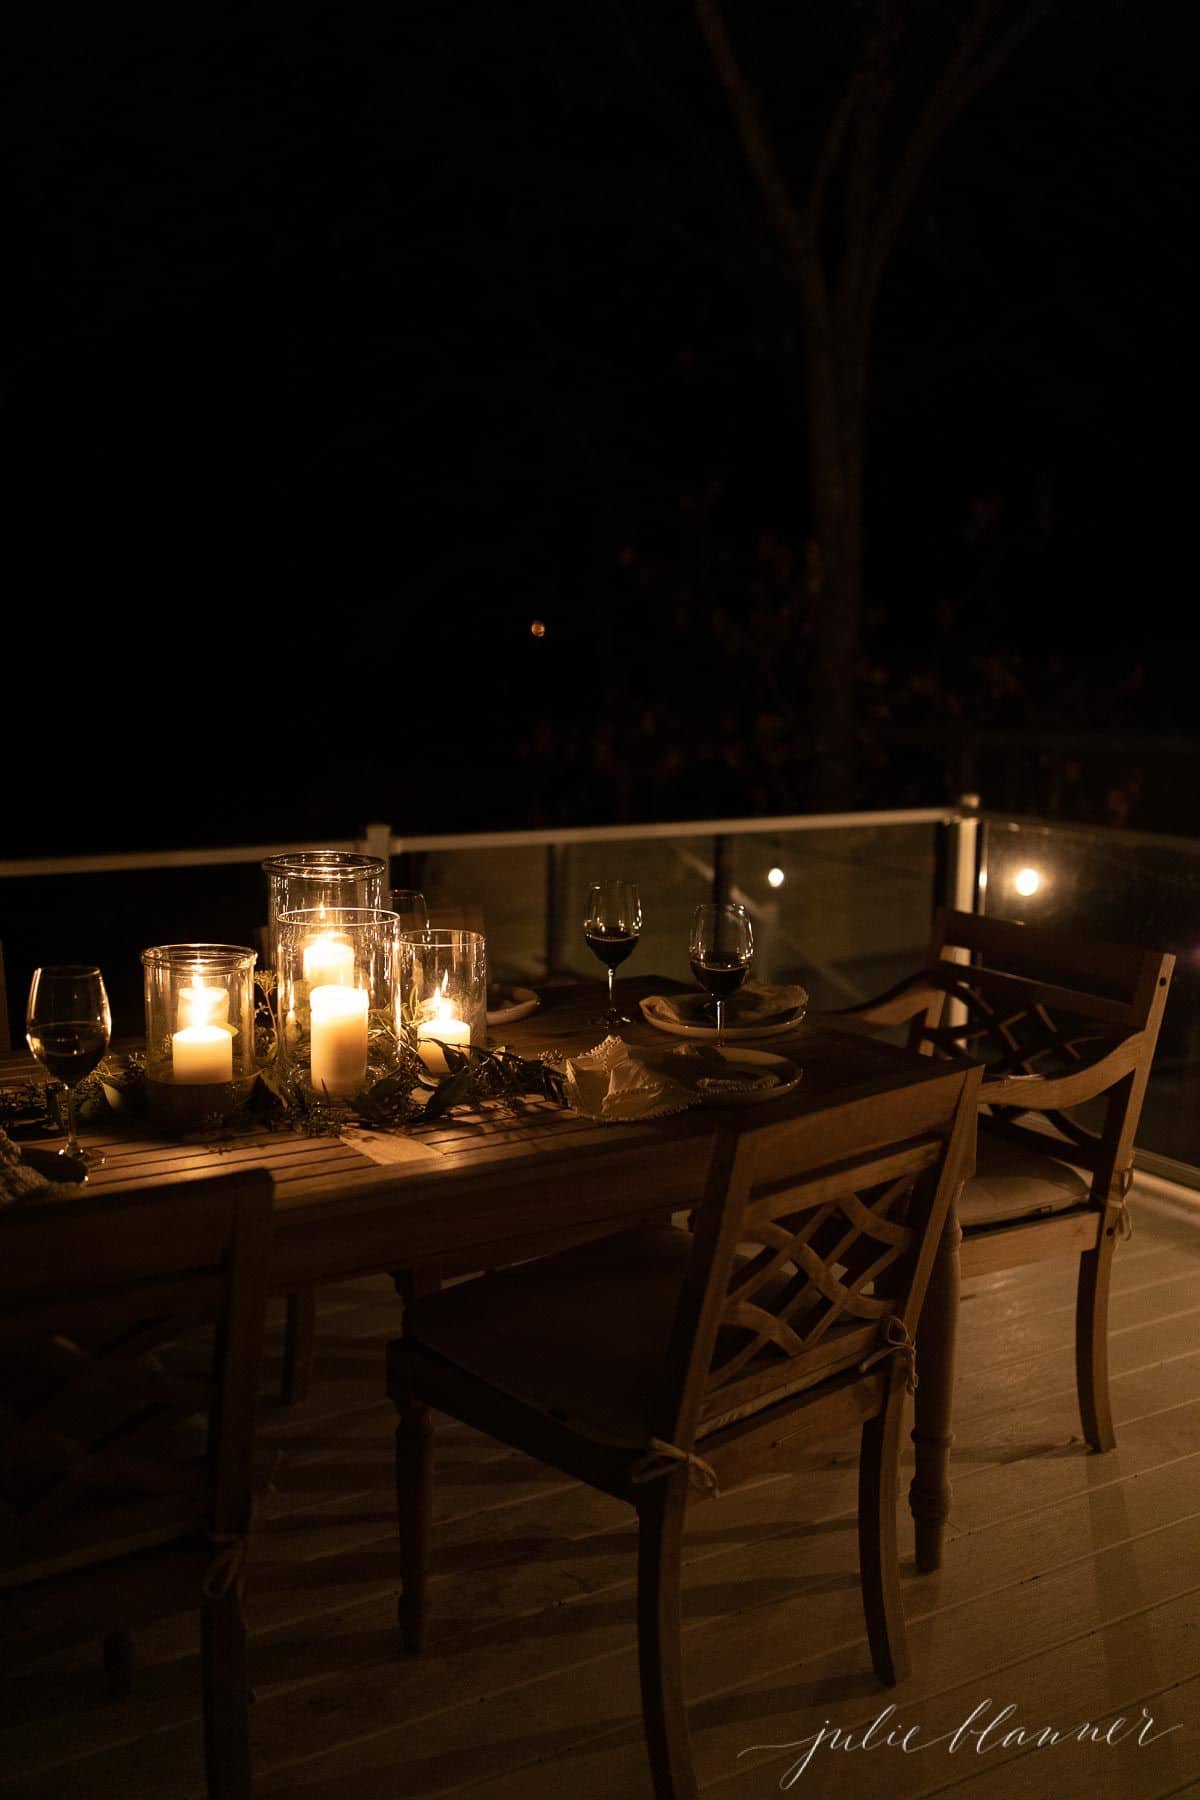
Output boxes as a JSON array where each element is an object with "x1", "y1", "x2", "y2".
[{"x1": 5, "y1": 2, "x2": 1194, "y2": 854}]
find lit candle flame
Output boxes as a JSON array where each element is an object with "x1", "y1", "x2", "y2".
[{"x1": 179, "y1": 978, "x2": 228, "y2": 1031}]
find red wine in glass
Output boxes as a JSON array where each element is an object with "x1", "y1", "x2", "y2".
[
  {"x1": 585, "y1": 927, "x2": 639, "y2": 968},
  {"x1": 25, "y1": 1022, "x2": 110, "y2": 1085},
  {"x1": 688, "y1": 904, "x2": 754, "y2": 1047},
  {"x1": 584, "y1": 881, "x2": 642, "y2": 1025},
  {"x1": 688, "y1": 951, "x2": 749, "y2": 1001}
]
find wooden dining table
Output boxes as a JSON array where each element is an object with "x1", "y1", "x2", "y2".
[{"x1": 0, "y1": 971, "x2": 967, "y2": 1569}]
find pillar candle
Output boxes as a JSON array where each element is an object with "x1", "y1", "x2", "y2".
[
  {"x1": 310, "y1": 984, "x2": 369, "y2": 1096},
  {"x1": 172, "y1": 1023, "x2": 233, "y2": 1084},
  {"x1": 303, "y1": 934, "x2": 356, "y2": 990},
  {"x1": 417, "y1": 1002, "x2": 471, "y2": 1076}
]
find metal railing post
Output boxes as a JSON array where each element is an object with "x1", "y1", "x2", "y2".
[
  {"x1": 942, "y1": 796, "x2": 982, "y2": 1033},
  {"x1": 713, "y1": 834, "x2": 733, "y2": 906},
  {"x1": 943, "y1": 793, "x2": 981, "y2": 918},
  {"x1": 362, "y1": 821, "x2": 393, "y2": 890}
]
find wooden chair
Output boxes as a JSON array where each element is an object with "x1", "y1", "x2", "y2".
[
  {"x1": 387, "y1": 1063, "x2": 979, "y2": 1799},
  {"x1": 0, "y1": 1166, "x2": 275, "y2": 1798},
  {"x1": 818, "y1": 906, "x2": 1176, "y2": 1455}
]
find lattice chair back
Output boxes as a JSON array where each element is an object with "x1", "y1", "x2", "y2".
[
  {"x1": 907, "y1": 910, "x2": 1173, "y2": 1179},
  {"x1": 0, "y1": 1168, "x2": 274, "y2": 1591},
  {"x1": 653, "y1": 1066, "x2": 980, "y2": 1451}
]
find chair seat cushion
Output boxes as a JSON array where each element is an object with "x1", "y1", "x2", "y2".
[
  {"x1": 402, "y1": 1226, "x2": 870, "y2": 1451},
  {"x1": 959, "y1": 1130, "x2": 1091, "y2": 1229},
  {"x1": 403, "y1": 1226, "x2": 692, "y2": 1451}
]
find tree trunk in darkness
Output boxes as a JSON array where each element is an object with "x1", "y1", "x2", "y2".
[
  {"x1": 805, "y1": 314, "x2": 865, "y2": 812},
  {"x1": 690, "y1": 0, "x2": 1050, "y2": 815}
]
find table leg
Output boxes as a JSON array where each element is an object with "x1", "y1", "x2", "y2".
[
  {"x1": 909, "y1": 1200, "x2": 961, "y2": 1572},
  {"x1": 395, "y1": 1266, "x2": 443, "y2": 1307}
]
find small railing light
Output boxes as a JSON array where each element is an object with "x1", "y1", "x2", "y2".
[
  {"x1": 767, "y1": 866, "x2": 785, "y2": 889},
  {"x1": 1014, "y1": 866, "x2": 1041, "y2": 897}
]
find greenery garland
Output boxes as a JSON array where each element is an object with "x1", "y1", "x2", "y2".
[
  {"x1": 2, "y1": 972, "x2": 566, "y2": 1150},
  {"x1": 4, "y1": 1031, "x2": 564, "y2": 1163}
]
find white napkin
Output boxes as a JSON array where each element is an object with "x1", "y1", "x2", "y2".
[{"x1": 564, "y1": 1036, "x2": 696, "y2": 1122}]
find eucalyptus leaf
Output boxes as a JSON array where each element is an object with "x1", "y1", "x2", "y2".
[{"x1": 421, "y1": 1069, "x2": 476, "y2": 1120}]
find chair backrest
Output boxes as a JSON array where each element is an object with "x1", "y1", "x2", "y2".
[
  {"x1": 655, "y1": 1063, "x2": 980, "y2": 1448},
  {"x1": 908, "y1": 908, "x2": 1174, "y2": 1180},
  {"x1": 0, "y1": 1166, "x2": 275, "y2": 1586}
]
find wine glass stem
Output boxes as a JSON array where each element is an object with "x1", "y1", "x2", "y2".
[
  {"x1": 60, "y1": 1084, "x2": 81, "y2": 1159},
  {"x1": 715, "y1": 999, "x2": 725, "y2": 1049},
  {"x1": 607, "y1": 965, "x2": 616, "y2": 1021}
]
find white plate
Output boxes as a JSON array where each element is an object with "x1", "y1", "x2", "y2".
[
  {"x1": 642, "y1": 1045, "x2": 803, "y2": 1106},
  {"x1": 639, "y1": 992, "x2": 808, "y2": 1042},
  {"x1": 486, "y1": 985, "x2": 540, "y2": 1025}
]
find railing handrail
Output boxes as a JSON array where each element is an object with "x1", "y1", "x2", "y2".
[{"x1": 0, "y1": 806, "x2": 961, "y2": 881}]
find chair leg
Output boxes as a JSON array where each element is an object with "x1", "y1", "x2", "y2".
[
  {"x1": 1077, "y1": 1225, "x2": 1118, "y2": 1452},
  {"x1": 281, "y1": 1290, "x2": 316, "y2": 1405},
  {"x1": 858, "y1": 1378, "x2": 910, "y2": 1686},
  {"x1": 395, "y1": 1395, "x2": 434, "y2": 1653},
  {"x1": 909, "y1": 1207, "x2": 961, "y2": 1572},
  {"x1": 635, "y1": 1474, "x2": 696, "y2": 1800},
  {"x1": 103, "y1": 1629, "x2": 134, "y2": 1699},
  {"x1": 201, "y1": 1589, "x2": 252, "y2": 1799}
]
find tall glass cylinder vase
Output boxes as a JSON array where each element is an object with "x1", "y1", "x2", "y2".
[
  {"x1": 399, "y1": 928, "x2": 488, "y2": 1077},
  {"x1": 276, "y1": 907, "x2": 401, "y2": 1099},
  {"x1": 142, "y1": 943, "x2": 258, "y2": 1131},
  {"x1": 261, "y1": 851, "x2": 387, "y2": 974}
]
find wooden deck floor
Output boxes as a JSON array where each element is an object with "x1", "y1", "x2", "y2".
[{"x1": 3, "y1": 1176, "x2": 1199, "y2": 1799}]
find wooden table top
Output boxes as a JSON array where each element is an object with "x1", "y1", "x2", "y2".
[{"x1": 1, "y1": 974, "x2": 948, "y2": 1291}]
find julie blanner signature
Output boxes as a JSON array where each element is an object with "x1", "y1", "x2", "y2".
[{"x1": 740, "y1": 1700, "x2": 1183, "y2": 1788}]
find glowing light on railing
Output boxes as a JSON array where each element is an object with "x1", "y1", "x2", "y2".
[
  {"x1": 1014, "y1": 866, "x2": 1041, "y2": 897},
  {"x1": 767, "y1": 866, "x2": 785, "y2": 889}
]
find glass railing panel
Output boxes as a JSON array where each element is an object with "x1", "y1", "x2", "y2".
[
  {"x1": 555, "y1": 835, "x2": 715, "y2": 988},
  {"x1": 552, "y1": 823, "x2": 942, "y2": 1008},
  {"x1": 718, "y1": 823, "x2": 941, "y2": 1009},
  {"x1": 397, "y1": 845, "x2": 551, "y2": 982},
  {"x1": 1, "y1": 862, "x2": 269, "y2": 1039}
]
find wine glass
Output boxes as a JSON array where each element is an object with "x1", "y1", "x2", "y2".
[
  {"x1": 25, "y1": 964, "x2": 112, "y2": 1171},
  {"x1": 388, "y1": 889, "x2": 430, "y2": 935},
  {"x1": 688, "y1": 903, "x2": 754, "y2": 1049},
  {"x1": 583, "y1": 880, "x2": 642, "y2": 1027}
]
